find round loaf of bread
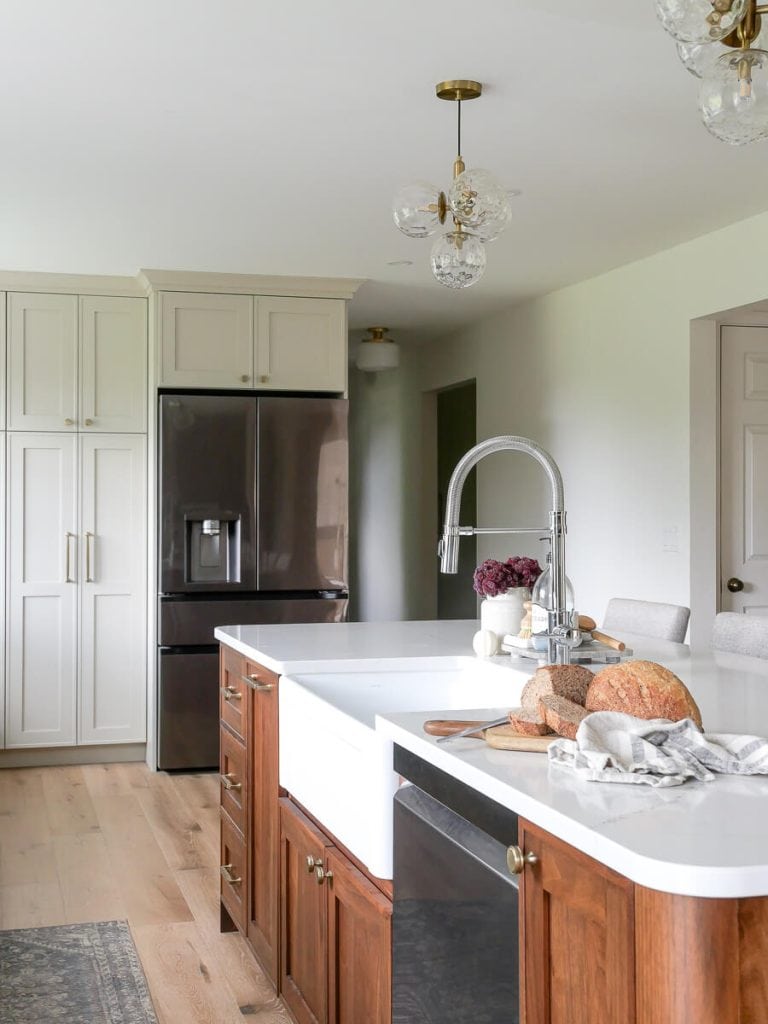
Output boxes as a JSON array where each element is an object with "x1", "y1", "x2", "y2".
[
  {"x1": 521, "y1": 664, "x2": 594, "y2": 711},
  {"x1": 585, "y1": 660, "x2": 702, "y2": 727}
]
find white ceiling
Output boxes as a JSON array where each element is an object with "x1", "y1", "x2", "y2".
[{"x1": 2, "y1": 0, "x2": 768, "y2": 343}]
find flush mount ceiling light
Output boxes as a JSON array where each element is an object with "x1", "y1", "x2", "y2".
[
  {"x1": 392, "y1": 80, "x2": 513, "y2": 289},
  {"x1": 657, "y1": 0, "x2": 768, "y2": 143},
  {"x1": 355, "y1": 327, "x2": 400, "y2": 372}
]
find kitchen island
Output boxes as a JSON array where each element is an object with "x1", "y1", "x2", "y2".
[{"x1": 215, "y1": 620, "x2": 768, "y2": 1024}]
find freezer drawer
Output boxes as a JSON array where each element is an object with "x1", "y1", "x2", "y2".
[
  {"x1": 158, "y1": 595, "x2": 348, "y2": 646},
  {"x1": 157, "y1": 650, "x2": 220, "y2": 770}
]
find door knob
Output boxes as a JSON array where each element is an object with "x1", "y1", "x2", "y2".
[
  {"x1": 506, "y1": 845, "x2": 538, "y2": 875},
  {"x1": 727, "y1": 577, "x2": 745, "y2": 593}
]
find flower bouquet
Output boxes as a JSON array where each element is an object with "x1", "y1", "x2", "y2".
[{"x1": 473, "y1": 556, "x2": 542, "y2": 640}]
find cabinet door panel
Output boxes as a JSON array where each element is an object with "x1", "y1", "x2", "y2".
[
  {"x1": 80, "y1": 296, "x2": 147, "y2": 432},
  {"x1": 160, "y1": 292, "x2": 253, "y2": 388},
  {"x1": 256, "y1": 297, "x2": 346, "y2": 392},
  {"x1": 280, "y1": 797, "x2": 332, "y2": 1024},
  {"x1": 8, "y1": 293, "x2": 78, "y2": 431},
  {"x1": 519, "y1": 819, "x2": 635, "y2": 1024},
  {"x1": 6, "y1": 433, "x2": 78, "y2": 746},
  {"x1": 327, "y1": 848, "x2": 391, "y2": 1024},
  {"x1": 79, "y1": 434, "x2": 146, "y2": 744}
]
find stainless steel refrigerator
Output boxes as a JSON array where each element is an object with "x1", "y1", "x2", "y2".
[{"x1": 157, "y1": 393, "x2": 348, "y2": 769}]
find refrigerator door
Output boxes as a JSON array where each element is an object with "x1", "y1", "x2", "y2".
[
  {"x1": 159, "y1": 394, "x2": 257, "y2": 593},
  {"x1": 258, "y1": 397, "x2": 348, "y2": 591},
  {"x1": 157, "y1": 649, "x2": 221, "y2": 770}
]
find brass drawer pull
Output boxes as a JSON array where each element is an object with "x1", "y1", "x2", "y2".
[
  {"x1": 315, "y1": 865, "x2": 333, "y2": 885},
  {"x1": 306, "y1": 855, "x2": 323, "y2": 874},
  {"x1": 220, "y1": 863, "x2": 242, "y2": 886},
  {"x1": 220, "y1": 773, "x2": 242, "y2": 791},
  {"x1": 241, "y1": 673, "x2": 275, "y2": 692},
  {"x1": 221, "y1": 685, "x2": 242, "y2": 702},
  {"x1": 506, "y1": 845, "x2": 538, "y2": 875}
]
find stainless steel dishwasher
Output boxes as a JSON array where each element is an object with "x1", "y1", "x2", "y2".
[{"x1": 393, "y1": 775, "x2": 520, "y2": 1023}]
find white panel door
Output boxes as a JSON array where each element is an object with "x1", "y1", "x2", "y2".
[
  {"x1": 721, "y1": 325, "x2": 768, "y2": 613},
  {"x1": 79, "y1": 434, "x2": 146, "y2": 744},
  {"x1": 80, "y1": 296, "x2": 147, "y2": 433},
  {"x1": 159, "y1": 292, "x2": 254, "y2": 388},
  {"x1": 6, "y1": 433, "x2": 78, "y2": 746},
  {"x1": 8, "y1": 293, "x2": 78, "y2": 431},
  {"x1": 0, "y1": 293, "x2": 6, "y2": 430},
  {"x1": 255, "y1": 296, "x2": 346, "y2": 392}
]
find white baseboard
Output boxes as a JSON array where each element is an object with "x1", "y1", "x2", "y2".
[{"x1": 0, "y1": 743, "x2": 147, "y2": 769}]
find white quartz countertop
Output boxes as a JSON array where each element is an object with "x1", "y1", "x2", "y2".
[{"x1": 216, "y1": 619, "x2": 768, "y2": 898}]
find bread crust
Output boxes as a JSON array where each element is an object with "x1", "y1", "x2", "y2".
[
  {"x1": 507, "y1": 707, "x2": 553, "y2": 736},
  {"x1": 538, "y1": 694, "x2": 587, "y2": 740},
  {"x1": 521, "y1": 664, "x2": 594, "y2": 711},
  {"x1": 585, "y1": 660, "x2": 702, "y2": 727}
]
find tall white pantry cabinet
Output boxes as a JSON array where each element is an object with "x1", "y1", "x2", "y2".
[{"x1": 4, "y1": 293, "x2": 147, "y2": 749}]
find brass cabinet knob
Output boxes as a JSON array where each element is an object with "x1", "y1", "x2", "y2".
[
  {"x1": 84, "y1": 418, "x2": 94, "y2": 426},
  {"x1": 315, "y1": 865, "x2": 332, "y2": 885},
  {"x1": 220, "y1": 863, "x2": 242, "y2": 886},
  {"x1": 64, "y1": 418, "x2": 74, "y2": 426},
  {"x1": 220, "y1": 685, "x2": 242, "y2": 702},
  {"x1": 240, "y1": 374, "x2": 250, "y2": 382},
  {"x1": 220, "y1": 772, "x2": 241, "y2": 791},
  {"x1": 259, "y1": 374, "x2": 269, "y2": 384},
  {"x1": 507, "y1": 845, "x2": 538, "y2": 875},
  {"x1": 727, "y1": 577, "x2": 745, "y2": 593}
]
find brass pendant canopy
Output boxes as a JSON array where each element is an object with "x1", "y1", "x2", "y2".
[{"x1": 435, "y1": 79, "x2": 482, "y2": 101}]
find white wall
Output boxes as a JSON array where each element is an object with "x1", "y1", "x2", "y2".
[{"x1": 352, "y1": 207, "x2": 768, "y2": 635}]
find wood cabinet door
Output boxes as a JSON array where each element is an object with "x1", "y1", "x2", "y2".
[
  {"x1": 6, "y1": 433, "x2": 78, "y2": 746},
  {"x1": 280, "y1": 798, "x2": 333, "y2": 1024},
  {"x1": 8, "y1": 293, "x2": 78, "y2": 431},
  {"x1": 159, "y1": 291, "x2": 253, "y2": 388},
  {"x1": 247, "y1": 659, "x2": 280, "y2": 984},
  {"x1": 220, "y1": 645, "x2": 248, "y2": 742},
  {"x1": 255, "y1": 297, "x2": 346, "y2": 393},
  {"x1": 78, "y1": 434, "x2": 146, "y2": 744},
  {"x1": 519, "y1": 819, "x2": 635, "y2": 1024},
  {"x1": 326, "y1": 847, "x2": 391, "y2": 1024},
  {"x1": 80, "y1": 296, "x2": 147, "y2": 433}
]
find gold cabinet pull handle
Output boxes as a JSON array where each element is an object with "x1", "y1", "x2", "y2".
[
  {"x1": 85, "y1": 532, "x2": 95, "y2": 583},
  {"x1": 241, "y1": 673, "x2": 275, "y2": 692},
  {"x1": 84, "y1": 418, "x2": 94, "y2": 426},
  {"x1": 220, "y1": 863, "x2": 242, "y2": 886},
  {"x1": 306, "y1": 855, "x2": 323, "y2": 874},
  {"x1": 506, "y1": 845, "x2": 538, "y2": 875},
  {"x1": 220, "y1": 772, "x2": 242, "y2": 791},
  {"x1": 65, "y1": 532, "x2": 76, "y2": 583},
  {"x1": 240, "y1": 374, "x2": 250, "y2": 383},
  {"x1": 259, "y1": 374, "x2": 269, "y2": 384},
  {"x1": 64, "y1": 417, "x2": 74, "y2": 426},
  {"x1": 220, "y1": 685, "x2": 242, "y2": 702},
  {"x1": 315, "y1": 865, "x2": 326, "y2": 884}
]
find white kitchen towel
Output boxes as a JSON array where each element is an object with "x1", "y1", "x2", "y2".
[{"x1": 548, "y1": 711, "x2": 768, "y2": 787}]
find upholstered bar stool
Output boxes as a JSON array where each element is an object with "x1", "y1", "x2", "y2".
[
  {"x1": 712, "y1": 612, "x2": 768, "y2": 658},
  {"x1": 601, "y1": 598, "x2": 690, "y2": 644}
]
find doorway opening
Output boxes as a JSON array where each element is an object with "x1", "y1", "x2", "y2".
[{"x1": 436, "y1": 380, "x2": 477, "y2": 619}]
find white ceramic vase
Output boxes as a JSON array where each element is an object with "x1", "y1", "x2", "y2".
[{"x1": 480, "y1": 588, "x2": 531, "y2": 639}]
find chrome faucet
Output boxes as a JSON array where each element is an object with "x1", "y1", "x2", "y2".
[{"x1": 438, "y1": 435, "x2": 573, "y2": 664}]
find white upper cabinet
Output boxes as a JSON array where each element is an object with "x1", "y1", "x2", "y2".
[
  {"x1": 255, "y1": 296, "x2": 346, "y2": 392},
  {"x1": 8, "y1": 293, "x2": 78, "y2": 431},
  {"x1": 80, "y1": 296, "x2": 147, "y2": 433},
  {"x1": 157, "y1": 291, "x2": 347, "y2": 392},
  {"x1": 160, "y1": 292, "x2": 254, "y2": 388},
  {"x1": 7, "y1": 292, "x2": 147, "y2": 432}
]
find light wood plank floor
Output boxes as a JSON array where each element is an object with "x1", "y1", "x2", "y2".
[{"x1": 0, "y1": 763, "x2": 292, "y2": 1024}]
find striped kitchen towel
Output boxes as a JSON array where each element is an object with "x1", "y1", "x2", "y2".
[{"x1": 548, "y1": 711, "x2": 768, "y2": 787}]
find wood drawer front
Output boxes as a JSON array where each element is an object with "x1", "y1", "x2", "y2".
[
  {"x1": 220, "y1": 647, "x2": 248, "y2": 741},
  {"x1": 220, "y1": 810, "x2": 248, "y2": 933},
  {"x1": 220, "y1": 727, "x2": 247, "y2": 834}
]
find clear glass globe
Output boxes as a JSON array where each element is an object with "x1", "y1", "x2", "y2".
[
  {"x1": 430, "y1": 231, "x2": 487, "y2": 289},
  {"x1": 392, "y1": 181, "x2": 443, "y2": 238},
  {"x1": 656, "y1": 0, "x2": 748, "y2": 44},
  {"x1": 699, "y1": 49, "x2": 768, "y2": 144},
  {"x1": 677, "y1": 39, "x2": 724, "y2": 77},
  {"x1": 448, "y1": 168, "x2": 512, "y2": 242}
]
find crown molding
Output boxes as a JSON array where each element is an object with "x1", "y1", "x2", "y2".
[
  {"x1": 0, "y1": 270, "x2": 147, "y2": 296},
  {"x1": 138, "y1": 268, "x2": 366, "y2": 300}
]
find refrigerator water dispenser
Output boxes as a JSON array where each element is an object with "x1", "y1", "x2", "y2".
[{"x1": 185, "y1": 515, "x2": 241, "y2": 583}]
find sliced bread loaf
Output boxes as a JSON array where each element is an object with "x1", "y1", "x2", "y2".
[
  {"x1": 538, "y1": 693, "x2": 588, "y2": 740},
  {"x1": 521, "y1": 664, "x2": 594, "y2": 712},
  {"x1": 585, "y1": 660, "x2": 702, "y2": 727},
  {"x1": 507, "y1": 707, "x2": 553, "y2": 736}
]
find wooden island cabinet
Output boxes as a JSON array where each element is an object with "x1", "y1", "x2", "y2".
[{"x1": 218, "y1": 644, "x2": 392, "y2": 1023}]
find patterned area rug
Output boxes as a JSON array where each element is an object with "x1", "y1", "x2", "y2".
[{"x1": 0, "y1": 920, "x2": 158, "y2": 1024}]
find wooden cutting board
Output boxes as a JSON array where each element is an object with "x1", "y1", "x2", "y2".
[{"x1": 484, "y1": 724, "x2": 554, "y2": 752}]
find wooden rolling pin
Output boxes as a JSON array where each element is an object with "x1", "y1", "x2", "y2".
[{"x1": 590, "y1": 629, "x2": 625, "y2": 651}]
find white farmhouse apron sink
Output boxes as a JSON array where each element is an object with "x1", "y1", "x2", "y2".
[{"x1": 278, "y1": 665, "x2": 527, "y2": 879}]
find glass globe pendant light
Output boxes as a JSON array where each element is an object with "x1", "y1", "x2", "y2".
[
  {"x1": 700, "y1": 45, "x2": 768, "y2": 141},
  {"x1": 391, "y1": 80, "x2": 513, "y2": 289},
  {"x1": 656, "y1": 0, "x2": 749, "y2": 44}
]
